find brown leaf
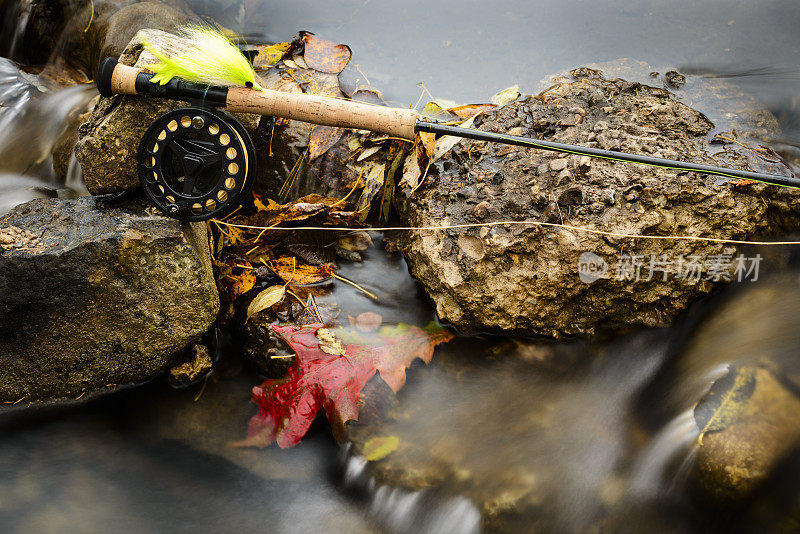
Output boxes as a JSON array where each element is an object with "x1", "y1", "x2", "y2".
[
  {"x1": 219, "y1": 260, "x2": 256, "y2": 298},
  {"x1": 302, "y1": 32, "x2": 352, "y2": 74},
  {"x1": 253, "y1": 42, "x2": 292, "y2": 71},
  {"x1": 309, "y1": 124, "x2": 345, "y2": 160},
  {"x1": 351, "y1": 88, "x2": 386, "y2": 106},
  {"x1": 311, "y1": 141, "x2": 363, "y2": 191},
  {"x1": 285, "y1": 68, "x2": 343, "y2": 98},
  {"x1": 267, "y1": 257, "x2": 336, "y2": 285},
  {"x1": 447, "y1": 103, "x2": 496, "y2": 119}
]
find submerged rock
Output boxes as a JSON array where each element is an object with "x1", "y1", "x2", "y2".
[
  {"x1": 398, "y1": 68, "x2": 800, "y2": 337},
  {"x1": 694, "y1": 365, "x2": 800, "y2": 502},
  {"x1": 0, "y1": 196, "x2": 218, "y2": 405}
]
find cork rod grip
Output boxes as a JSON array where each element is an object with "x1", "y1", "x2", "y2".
[{"x1": 226, "y1": 86, "x2": 419, "y2": 140}]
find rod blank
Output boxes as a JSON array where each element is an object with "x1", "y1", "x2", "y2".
[{"x1": 416, "y1": 121, "x2": 800, "y2": 189}]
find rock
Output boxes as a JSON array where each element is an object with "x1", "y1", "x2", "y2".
[
  {"x1": 0, "y1": 196, "x2": 219, "y2": 405},
  {"x1": 74, "y1": 28, "x2": 320, "y2": 199},
  {"x1": 12, "y1": 0, "x2": 198, "y2": 74},
  {"x1": 169, "y1": 343, "x2": 213, "y2": 385},
  {"x1": 75, "y1": 29, "x2": 263, "y2": 195},
  {"x1": 694, "y1": 366, "x2": 800, "y2": 501},
  {"x1": 665, "y1": 70, "x2": 687, "y2": 89},
  {"x1": 242, "y1": 310, "x2": 296, "y2": 378},
  {"x1": 398, "y1": 68, "x2": 800, "y2": 337}
]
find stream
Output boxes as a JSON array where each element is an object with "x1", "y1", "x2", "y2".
[{"x1": 1, "y1": 1, "x2": 800, "y2": 533}]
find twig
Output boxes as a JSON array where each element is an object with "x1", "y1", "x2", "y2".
[
  {"x1": 193, "y1": 375, "x2": 209, "y2": 402},
  {"x1": 84, "y1": 0, "x2": 94, "y2": 32},
  {"x1": 333, "y1": 273, "x2": 378, "y2": 300}
]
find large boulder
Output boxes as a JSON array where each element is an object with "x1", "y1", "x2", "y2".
[
  {"x1": 398, "y1": 68, "x2": 800, "y2": 337},
  {"x1": 0, "y1": 196, "x2": 218, "y2": 405}
]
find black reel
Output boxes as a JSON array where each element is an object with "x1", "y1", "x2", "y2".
[{"x1": 138, "y1": 107, "x2": 256, "y2": 222}]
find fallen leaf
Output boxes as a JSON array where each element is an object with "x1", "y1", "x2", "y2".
[
  {"x1": 253, "y1": 42, "x2": 291, "y2": 70},
  {"x1": 447, "y1": 103, "x2": 496, "y2": 119},
  {"x1": 219, "y1": 260, "x2": 256, "y2": 298},
  {"x1": 246, "y1": 285, "x2": 286, "y2": 321},
  {"x1": 363, "y1": 435, "x2": 400, "y2": 461},
  {"x1": 419, "y1": 132, "x2": 436, "y2": 159},
  {"x1": 302, "y1": 32, "x2": 352, "y2": 74},
  {"x1": 311, "y1": 141, "x2": 364, "y2": 191},
  {"x1": 351, "y1": 88, "x2": 386, "y2": 106},
  {"x1": 432, "y1": 115, "x2": 477, "y2": 162},
  {"x1": 694, "y1": 365, "x2": 756, "y2": 444},
  {"x1": 236, "y1": 322, "x2": 453, "y2": 448},
  {"x1": 253, "y1": 193, "x2": 280, "y2": 212},
  {"x1": 357, "y1": 145, "x2": 383, "y2": 162},
  {"x1": 309, "y1": 124, "x2": 345, "y2": 160},
  {"x1": 745, "y1": 145, "x2": 797, "y2": 178},
  {"x1": 286, "y1": 68, "x2": 343, "y2": 98},
  {"x1": 355, "y1": 311, "x2": 382, "y2": 332},
  {"x1": 491, "y1": 84, "x2": 521, "y2": 106},
  {"x1": 356, "y1": 163, "x2": 385, "y2": 220},
  {"x1": 400, "y1": 152, "x2": 422, "y2": 191},
  {"x1": 267, "y1": 256, "x2": 336, "y2": 285}
]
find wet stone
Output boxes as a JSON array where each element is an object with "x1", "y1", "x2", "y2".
[{"x1": 398, "y1": 67, "x2": 800, "y2": 337}]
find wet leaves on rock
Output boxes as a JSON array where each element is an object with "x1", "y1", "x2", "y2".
[
  {"x1": 694, "y1": 365, "x2": 757, "y2": 444},
  {"x1": 266, "y1": 256, "x2": 336, "y2": 286},
  {"x1": 246, "y1": 284, "x2": 286, "y2": 321},
  {"x1": 253, "y1": 42, "x2": 292, "y2": 71},
  {"x1": 301, "y1": 32, "x2": 352, "y2": 74},
  {"x1": 309, "y1": 124, "x2": 345, "y2": 160}
]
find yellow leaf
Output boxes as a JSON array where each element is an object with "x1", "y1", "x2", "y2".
[
  {"x1": 246, "y1": 285, "x2": 286, "y2": 321},
  {"x1": 253, "y1": 42, "x2": 292, "y2": 71},
  {"x1": 400, "y1": 153, "x2": 421, "y2": 190},
  {"x1": 363, "y1": 435, "x2": 400, "y2": 461},
  {"x1": 356, "y1": 162, "x2": 385, "y2": 220},
  {"x1": 419, "y1": 132, "x2": 436, "y2": 159},
  {"x1": 491, "y1": 84, "x2": 520, "y2": 106},
  {"x1": 357, "y1": 145, "x2": 382, "y2": 162}
]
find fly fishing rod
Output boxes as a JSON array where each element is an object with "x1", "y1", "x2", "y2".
[{"x1": 95, "y1": 31, "x2": 800, "y2": 221}]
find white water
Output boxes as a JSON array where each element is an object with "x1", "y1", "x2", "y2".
[
  {"x1": 628, "y1": 409, "x2": 700, "y2": 499},
  {"x1": 340, "y1": 445, "x2": 481, "y2": 534}
]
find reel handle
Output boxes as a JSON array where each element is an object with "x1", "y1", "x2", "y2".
[{"x1": 97, "y1": 57, "x2": 419, "y2": 140}]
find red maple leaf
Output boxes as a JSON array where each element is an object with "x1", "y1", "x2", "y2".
[{"x1": 235, "y1": 322, "x2": 453, "y2": 448}]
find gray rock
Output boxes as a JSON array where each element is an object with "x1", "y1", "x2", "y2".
[
  {"x1": 0, "y1": 196, "x2": 218, "y2": 405},
  {"x1": 398, "y1": 68, "x2": 800, "y2": 337}
]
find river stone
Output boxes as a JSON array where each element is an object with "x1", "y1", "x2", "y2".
[
  {"x1": 74, "y1": 29, "x2": 262, "y2": 195},
  {"x1": 0, "y1": 196, "x2": 218, "y2": 405},
  {"x1": 398, "y1": 67, "x2": 800, "y2": 337},
  {"x1": 694, "y1": 366, "x2": 800, "y2": 501},
  {"x1": 74, "y1": 29, "x2": 315, "y2": 198}
]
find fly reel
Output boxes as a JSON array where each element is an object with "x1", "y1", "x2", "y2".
[{"x1": 138, "y1": 107, "x2": 255, "y2": 221}]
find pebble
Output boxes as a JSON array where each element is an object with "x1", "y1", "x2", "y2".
[
  {"x1": 472, "y1": 200, "x2": 491, "y2": 219},
  {"x1": 550, "y1": 158, "x2": 568, "y2": 171}
]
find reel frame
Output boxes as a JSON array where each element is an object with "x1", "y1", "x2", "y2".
[{"x1": 137, "y1": 106, "x2": 256, "y2": 222}]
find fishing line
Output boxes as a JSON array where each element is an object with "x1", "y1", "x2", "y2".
[{"x1": 211, "y1": 219, "x2": 800, "y2": 246}]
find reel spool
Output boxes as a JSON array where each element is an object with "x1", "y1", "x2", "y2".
[{"x1": 138, "y1": 107, "x2": 255, "y2": 221}]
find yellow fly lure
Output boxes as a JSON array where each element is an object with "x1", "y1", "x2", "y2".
[{"x1": 142, "y1": 26, "x2": 263, "y2": 91}]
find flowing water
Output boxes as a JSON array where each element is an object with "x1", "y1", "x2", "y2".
[{"x1": 2, "y1": 1, "x2": 800, "y2": 532}]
